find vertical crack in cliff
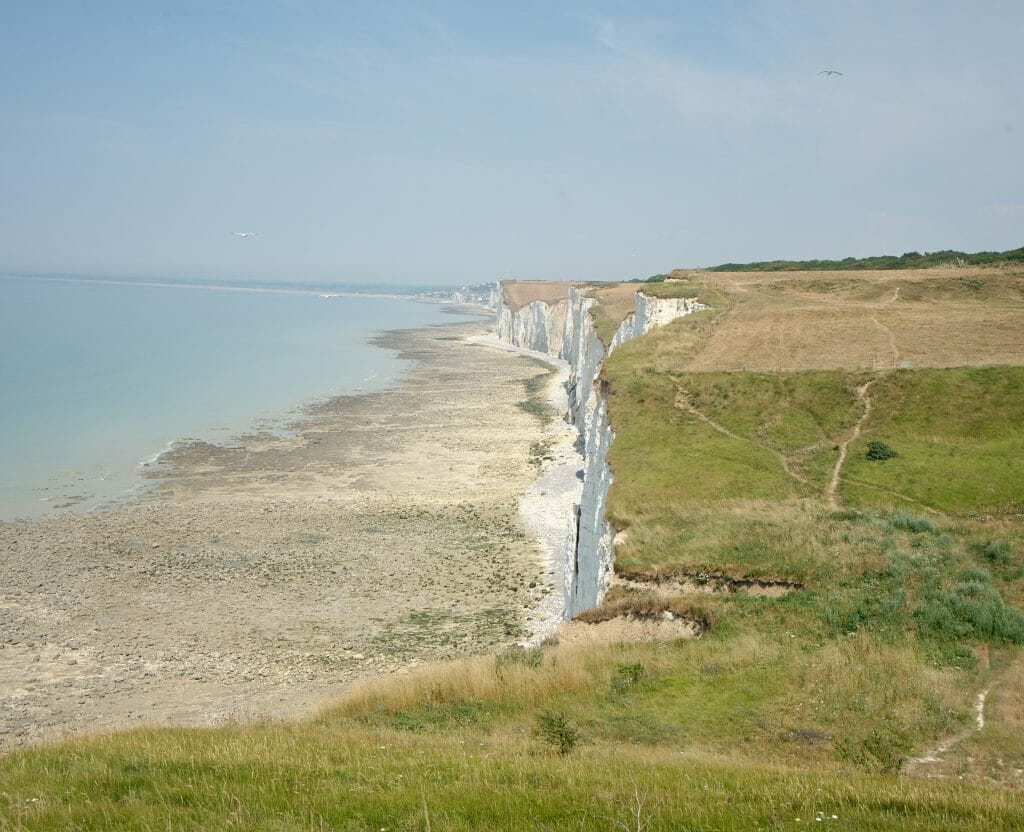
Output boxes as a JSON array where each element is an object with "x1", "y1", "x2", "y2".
[{"x1": 495, "y1": 283, "x2": 707, "y2": 619}]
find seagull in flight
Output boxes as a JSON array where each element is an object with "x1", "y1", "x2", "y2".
[
  {"x1": 232, "y1": 231, "x2": 258, "y2": 237},
  {"x1": 818, "y1": 69, "x2": 843, "y2": 77}
]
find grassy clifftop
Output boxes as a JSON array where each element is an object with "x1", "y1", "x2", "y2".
[{"x1": 2, "y1": 270, "x2": 1023, "y2": 829}]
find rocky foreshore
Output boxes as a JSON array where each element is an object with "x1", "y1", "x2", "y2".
[{"x1": 0, "y1": 314, "x2": 558, "y2": 751}]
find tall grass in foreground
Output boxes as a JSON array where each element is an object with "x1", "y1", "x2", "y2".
[
  {"x1": 322, "y1": 646, "x2": 598, "y2": 721},
  {"x1": 2, "y1": 727, "x2": 1023, "y2": 831}
]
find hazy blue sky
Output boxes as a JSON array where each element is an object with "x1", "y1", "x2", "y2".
[{"x1": 2, "y1": 2, "x2": 1021, "y2": 285}]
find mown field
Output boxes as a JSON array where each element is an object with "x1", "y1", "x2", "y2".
[{"x1": 2, "y1": 269, "x2": 1023, "y2": 829}]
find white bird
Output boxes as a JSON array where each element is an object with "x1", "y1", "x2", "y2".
[
  {"x1": 818, "y1": 69, "x2": 843, "y2": 77},
  {"x1": 232, "y1": 231, "x2": 258, "y2": 237}
]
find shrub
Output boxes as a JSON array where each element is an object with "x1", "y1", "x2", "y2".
[
  {"x1": 891, "y1": 514, "x2": 936, "y2": 534},
  {"x1": 830, "y1": 508, "x2": 867, "y2": 522},
  {"x1": 496, "y1": 646, "x2": 543, "y2": 674},
  {"x1": 610, "y1": 662, "x2": 647, "y2": 695},
  {"x1": 835, "y1": 727, "x2": 912, "y2": 773},
  {"x1": 865, "y1": 441, "x2": 898, "y2": 461},
  {"x1": 961, "y1": 566, "x2": 993, "y2": 584},
  {"x1": 533, "y1": 710, "x2": 580, "y2": 755},
  {"x1": 915, "y1": 579, "x2": 1024, "y2": 647},
  {"x1": 615, "y1": 662, "x2": 646, "y2": 685},
  {"x1": 824, "y1": 587, "x2": 906, "y2": 637},
  {"x1": 970, "y1": 539, "x2": 1015, "y2": 566}
]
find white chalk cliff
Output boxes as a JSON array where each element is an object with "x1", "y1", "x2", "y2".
[{"x1": 495, "y1": 285, "x2": 707, "y2": 618}]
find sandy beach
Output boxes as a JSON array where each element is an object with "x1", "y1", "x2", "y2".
[{"x1": 0, "y1": 311, "x2": 562, "y2": 751}]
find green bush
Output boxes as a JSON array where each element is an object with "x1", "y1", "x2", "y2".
[
  {"x1": 891, "y1": 514, "x2": 936, "y2": 534},
  {"x1": 610, "y1": 662, "x2": 647, "y2": 695},
  {"x1": 970, "y1": 539, "x2": 1015, "y2": 566},
  {"x1": 915, "y1": 579, "x2": 1024, "y2": 647},
  {"x1": 533, "y1": 711, "x2": 580, "y2": 755},
  {"x1": 835, "y1": 727, "x2": 913, "y2": 773},
  {"x1": 865, "y1": 441, "x2": 898, "y2": 461},
  {"x1": 496, "y1": 646, "x2": 543, "y2": 674}
]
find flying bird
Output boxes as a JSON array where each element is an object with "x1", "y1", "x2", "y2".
[
  {"x1": 818, "y1": 69, "x2": 843, "y2": 77},
  {"x1": 232, "y1": 231, "x2": 258, "y2": 237}
]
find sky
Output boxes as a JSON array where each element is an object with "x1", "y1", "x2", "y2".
[{"x1": 1, "y1": 1, "x2": 1022, "y2": 286}]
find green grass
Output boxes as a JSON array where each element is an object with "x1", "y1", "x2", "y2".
[
  {"x1": 844, "y1": 367, "x2": 1024, "y2": 515},
  {"x1": 643, "y1": 274, "x2": 733, "y2": 309},
  {"x1": 3, "y1": 723, "x2": 1024, "y2": 831}
]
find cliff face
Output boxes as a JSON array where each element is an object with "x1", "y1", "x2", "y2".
[
  {"x1": 496, "y1": 283, "x2": 707, "y2": 618},
  {"x1": 495, "y1": 293, "x2": 567, "y2": 356}
]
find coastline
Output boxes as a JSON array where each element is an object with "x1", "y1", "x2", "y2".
[
  {"x1": 1, "y1": 281, "x2": 457, "y2": 523},
  {"x1": 0, "y1": 310, "x2": 560, "y2": 751},
  {"x1": 468, "y1": 334, "x2": 584, "y2": 645}
]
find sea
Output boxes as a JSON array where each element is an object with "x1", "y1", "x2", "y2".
[{"x1": 0, "y1": 275, "x2": 459, "y2": 521}]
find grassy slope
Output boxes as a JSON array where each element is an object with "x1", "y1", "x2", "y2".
[
  {"x1": 3, "y1": 281, "x2": 1024, "y2": 829},
  {"x1": 4, "y1": 724, "x2": 1023, "y2": 831},
  {"x1": 845, "y1": 368, "x2": 1024, "y2": 515},
  {"x1": 599, "y1": 313, "x2": 1024, "y2": 787}
]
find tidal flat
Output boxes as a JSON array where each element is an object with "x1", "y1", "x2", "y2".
[{"x1": 0, "y1": 316, "x2": 558, "y2": 751}]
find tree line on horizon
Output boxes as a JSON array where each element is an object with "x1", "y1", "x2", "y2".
[{"x1": 704, "y1": 245, "x2": 1024, "y2": 273}]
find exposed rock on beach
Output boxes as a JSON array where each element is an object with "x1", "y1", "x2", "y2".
[{"x1": 0, "y1": 315, "x2": 558, "y2": 751}]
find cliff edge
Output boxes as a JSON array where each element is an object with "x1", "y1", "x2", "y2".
[{"x1": 494, "y1": 281, "x2": 707, "y2": 617}]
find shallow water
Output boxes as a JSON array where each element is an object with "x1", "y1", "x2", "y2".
[{"x1": 0, "y1": 276, "x2": 453, "y2": 519}]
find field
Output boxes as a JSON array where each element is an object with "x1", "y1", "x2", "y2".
[
  {"x1": 499, "y1": 280, "x2": 570, "y2": 312},
  {"x1": 2, "y1": 266, "x2": 1023, "y2": 829},
  {"x1": 669, "y1": 266, "x2": 1024, "y2": 372}
]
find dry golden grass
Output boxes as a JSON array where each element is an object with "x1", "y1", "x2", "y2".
[
  {"x1": 501, "y1": 266, "x2": 1024, "y2": 371},
  {"x1": 501, "y1": 280, "x2": 571, "y2": 312},
  {"x1": 574, "y1": 585, "x2": 714, "y2": 628},
  {"x1": 318, "y1": 644, "x2": 599, "y2": 718},
  {"x1": 670, "y1": 266, "x2": 1024, "y2": 372}
]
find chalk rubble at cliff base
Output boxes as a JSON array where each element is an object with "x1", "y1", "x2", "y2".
[{"x1": 494, "y1": 284, "x2": 707, "y2": 619}]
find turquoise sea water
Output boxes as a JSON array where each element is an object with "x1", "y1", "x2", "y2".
[{"x1": 0, "y1": 277, "x2": 454, "y2": 520}]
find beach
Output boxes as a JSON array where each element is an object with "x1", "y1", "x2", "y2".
[{"x1": 0, "y1": 312, "x2": 561, "y2": 751}]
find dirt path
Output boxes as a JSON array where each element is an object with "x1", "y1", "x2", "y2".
[
  {"x1": 826, "y1": 379, "x2": 877, "y2": 508},
  {"x1": 673, "y1": 383, "x2": 808, "y2": 487},
  {"x1": 905, "y1": 688, "x2": 990, "y2": 770},
  {"x1": 0, "y1": 317, "x2": 557, "y2": 752}
]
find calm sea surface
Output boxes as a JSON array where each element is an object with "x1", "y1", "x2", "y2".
[{"x1": 0, "y1": 277, "x2": 455, "y2": 520}]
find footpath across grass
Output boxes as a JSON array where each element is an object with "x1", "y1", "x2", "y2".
[{"x1": 594, "y1": 321, "x2": 1024, "y2": 793}]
